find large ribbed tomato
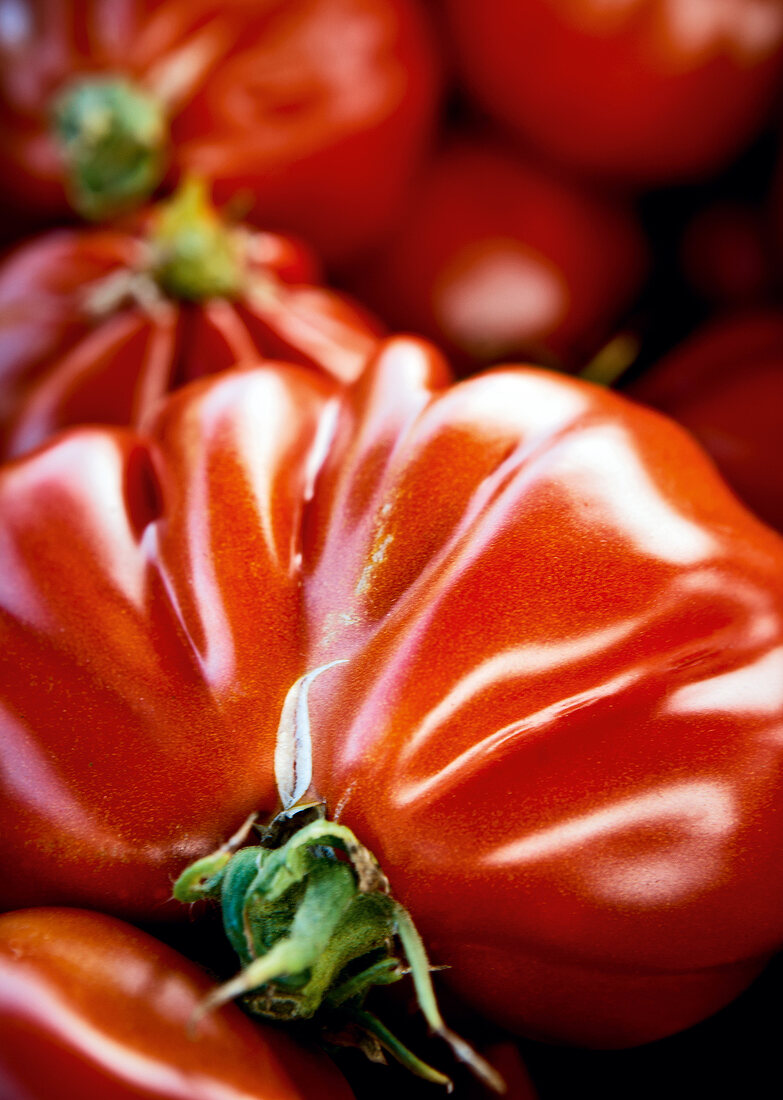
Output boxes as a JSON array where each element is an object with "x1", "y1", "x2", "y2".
[
  {"x1": 0, "y1": 907, "x2": 354, "y2": 1100},
  {"x1": 2, "y1": 338, "x2": 783, "y2": 1050},
  {"x1": 0, "y1": 0, "x2": 439, "y2": 263}
]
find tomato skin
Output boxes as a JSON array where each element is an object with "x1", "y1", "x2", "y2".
[
  {"x1": 444, "y1": 0, "x2": 783, "y2": 185},
  {"x1": 3, "y1": 338, "x2": 783, "y2": 1047},
  {"x1": 0, "y1": 219, "x2": 380, "y2": 459},
  {"x1": 0, "y1": 907, "x2": 353, "y2": 1100},
  {"x1": 304, "y1": 342, "x2": 783, "y2": 1045},
  {"x1": 0, "y1": 0, "x2": 440, "y2": 263},
  {"x1": 627, "y1": 312, "x2": 783, "y2": 533},
  {"x1": 0, "y1": 364, "x2": 341, "y2": 915},
  {"x1": 346, "y1": 138, "x2": 647, "y2": 371}
]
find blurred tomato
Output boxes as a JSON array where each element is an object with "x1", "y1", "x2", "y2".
[
  {"x1": 346, "y1": 138, "x2": 647, "y2": 370},
  {"x1": 444, "y1": 0, "x2": 783, "y2": 185},
  {"x1": 627, "y1": 311, "x2": 783, "y2": 531},
  {"x1": 0, "y1": 907, "x2": 354, "y2": 1100},
  {"x1": 0, "y1": 180, "x2": 380, "y2": 459},
  {"x1": 0, "y1": 0, "x2": 440, "y2": 263},
  {"x1": 681, "y1": 202, "x2": 775, "y2": 308}
]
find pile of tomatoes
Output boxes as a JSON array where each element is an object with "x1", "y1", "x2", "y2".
[{"x1": 2, "y1": 3, "x2": 783, "y2": 1098}]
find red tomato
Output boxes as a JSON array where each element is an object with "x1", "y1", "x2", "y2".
[
  {"x1": 444, "y1": 0, "x2": 783, "y2": 185},
  {"x1": 0, "y1": 0, "x2": 440, "y2": 263},
  {"x1": 627, "y1": 311, "x2": 783, "y2": 532},
  {"x1": 345, "y1": 138, "x2": 647, "y2": 371},
  {"x1": 0, "y1": 907, "x2": 353, "y2": 1100},
  {"x1": 680, "y1": 203, "x2": 774, "y2": 309},
  {"x1": 2, "y1": 338, "x2": 783, "y2": 1049},
  {"x1": 0, "y1": 186, "x2": 380, "y2": 459}
]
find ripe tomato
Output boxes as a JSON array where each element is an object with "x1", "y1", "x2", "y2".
[
  {"x1": 346, "y1": 138, "x2": 647, "y2": 371},
  {"x1": 0, "y1": 181, "x2": 380, "y2": 459},
  {"x1": 444, "y1": 0, "x2": 783, "y2": 185},
  {"x1": 680, "y1": 203, "x2": 774, "y2": 309},
  {"x1": 0, "y1": 907, "x2": 353, "y2": 1100},
  {"x1": 0, "y1": 0, "x2": 440, "y2": 263},
  {"x1": 627, "y1": 311, "x2": 783, "y2": 532},
  {"x1": 2, "y1": 338, "x2": 783, "y2": 1050}
]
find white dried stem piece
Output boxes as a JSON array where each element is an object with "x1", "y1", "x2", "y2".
[{"x1": 274, "y1": 659, "x2": 348, "y2": 810}]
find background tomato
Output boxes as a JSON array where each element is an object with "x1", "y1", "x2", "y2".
[
  {"x1": 0, "y1": 185, "x2": 380, "y2": 460},
  {"x1": 3, "y1": 340, "x2": 783, "y2": 1051},
  {"x1": 516, "y1": 947, "x2": 780, "y2": 1098},
  {"x1": 443, "y1": 0, "x2": 783, "y2": 185},
  {"x1": 0, "y1": 0, "x2": 440, "y2": 264},
  {"x1": 679, "y1": 201, "x2": 775, "y2": 309},
  {"x1": 0, "y1": 907, "x2": 354, "y2": 1100},
  {"x1": 627, "y1": 311, "x2": 783, "y2": 532},
  {"x1": 344, "y1": 137, "x2": 647, "y2": 371}
]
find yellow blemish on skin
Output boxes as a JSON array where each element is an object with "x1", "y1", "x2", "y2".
[
  {"x1": 318, "y1": 608, "x2": 363, "y2": 651},
  {"x1": 356, "y1": 532, "x2": 394, "y2": 596},
  {"x1": 354, "y1": 497, "x2": 398, "y2": 598}
]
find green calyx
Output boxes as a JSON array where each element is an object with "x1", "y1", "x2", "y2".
[
  {"x1": 174, "y1": 803, "x2": 505, "y2": 1093},
  {"x1": 52, "y1": 76, "x2": 167, "y2": 221},
  {"x1": 148, "y1": 177, "x2": 246, "y2": 302}
]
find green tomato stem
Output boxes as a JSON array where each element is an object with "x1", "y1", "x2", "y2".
[
  {"x1": 351, "y1": 1008, "x2": 455, "y2": 1090},
  {"x1": 174, "y1": 806, "x2": 505, "y2": 1092},
  {"x1": 52, "y1": 76, "x2": 167, "y2": 221},
  {"x1": 394, "y1": 902, "x2": 506, "y2": 1093},
  {"x1": 149, "y1": 177, "x2": 246, "y2": 302}
]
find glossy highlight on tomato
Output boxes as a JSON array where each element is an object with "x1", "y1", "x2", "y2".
[
  {"x1": 0, "y1": 0, "x2": 440, "y2": 263},
  {"x1": 445, "y1": 0, "x2": 783, "y2": 185},
  {"x1": 2, "y1": 338, "x2": 783, "y2": 1050},
  {"x1": 0, "y1": 907, "x2": 354, "y2": 1100}
]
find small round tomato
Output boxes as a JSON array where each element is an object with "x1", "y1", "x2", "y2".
[
  {"x1": 345, "y1": 138, "x2": 647, "y2": 371},
  {"x1": 0, "y1": 179, "x2": 380, "y2": 459},
  {"x1": 627, "y1": 310, "x2": 783, "y2": 532},
  {"x1": 0, "y1": 0, "x2": 440, "y2": 263},
  {"x1": 0, "y1": 907, "x2": 354, "y2": 1100},
  {"x1": 444, "y1": 0, "x2": 783, "y2": 185}
]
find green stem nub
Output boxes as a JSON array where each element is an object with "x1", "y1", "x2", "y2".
[
  {"x1": 149, "y1": 177, "x2": 245, "y2": 302},
  {"x1": 174, "y1": 807, "x2": 505, "y2": 1093},
  {"x1": 53, "y1": 76, "x2": 167, "y2": 221}
]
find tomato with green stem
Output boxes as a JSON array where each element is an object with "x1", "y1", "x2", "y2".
[
  {"x1": 2, "y1": 337, "x2": 783, "y2": 1050},
  {"x1": 0, "y1": 0, "x2": 440, "y2": 263},
  {"x1": 0, "y1": 177, "x2": 380, "y2": 459}
]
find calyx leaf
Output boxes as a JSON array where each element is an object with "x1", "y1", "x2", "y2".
[{"x1": 174, "y1": 805, "x2": 504, "y2": 1093}]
